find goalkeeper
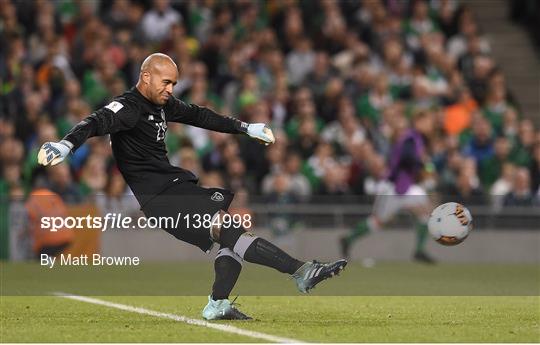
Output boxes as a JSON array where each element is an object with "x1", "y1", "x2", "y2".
[{"x1": 38, "y1": 53, "x2": 346, "y2": 320}]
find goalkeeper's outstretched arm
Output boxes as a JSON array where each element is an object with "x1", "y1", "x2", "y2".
[
  {"x1": 166, "y1": 97, "x2": 275, "y2": 145},
  {"x1": 38, "y1": 99, "x2": 139, "y2": 166}
]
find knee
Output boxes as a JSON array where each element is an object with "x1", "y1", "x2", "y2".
[
  {"x1": 210, "y1": 210, "x2": 227, "y2": 242},
  {"x1": 210, "y1": 210, "x2": 249, "y2": 247},
  {"x1": 217, "y1": 213, "x2": 250, "y2": 249}
]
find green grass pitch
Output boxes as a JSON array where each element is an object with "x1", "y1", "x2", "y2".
[{"x1": 1, "y1": 262, "x2": 539, "y2": 342}]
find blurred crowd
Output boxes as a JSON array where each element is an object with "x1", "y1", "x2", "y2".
[{"x1": 1, "y1": 0, "x2": 540, "y2": 211}]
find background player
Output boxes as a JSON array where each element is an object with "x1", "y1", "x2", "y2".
[
  {"x1": 340, "y1": 111, "x2": 436, "y2": 263},
  {"x1": 38, "y1": 53, "x2": 347, "y2": 320}
]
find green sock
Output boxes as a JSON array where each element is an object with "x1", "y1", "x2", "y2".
[
  {"x1": 345, "y1": 219, "x2": 371, "y2": 245},
  {"x1": 415, "y1": 222, "x2": 429, "y2": 253}
]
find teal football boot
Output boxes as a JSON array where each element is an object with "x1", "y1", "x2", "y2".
[
  {"x1": 202, "y1": 296, "x2": 252, "y2": 320},
  {"x1": 292, "y1": 259, "x2": 347, "y2": 293}
]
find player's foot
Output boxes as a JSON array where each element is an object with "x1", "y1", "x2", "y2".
[
  {"x1": 339, "y1": 237, "x2": 350, "y2": 259},
  {"x1": 413, "y1": 251, "x2": 436, "y2": 264},
  {"x1": 292, "y1": 259, "x2": 347, "y2": 293},
  {"x1": 202, "y1": 296, "x2": 252, "y2": 320}
]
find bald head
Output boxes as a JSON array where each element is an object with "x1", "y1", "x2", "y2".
[
  {"x1": 136, "y1": 53, "x2": 178, "y2": 105},
  {"x1": 140, "y1": 53, "x2": 177, "y2": 73}
]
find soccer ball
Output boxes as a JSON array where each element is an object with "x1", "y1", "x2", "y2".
[{"x1": 428, "y1": 202, "x2": 472, "y2": 246}]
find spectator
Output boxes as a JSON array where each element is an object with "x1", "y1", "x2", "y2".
[
  {"x1": 95, "y1": 166, "x2": 139, "y2": 218},
  {"x1": 380, "y1": 38, "x2": 412, "y2": 97},
  {"x1": 443, "y1": 88, "x2": 477, "y2": 136},
  {"x1": 202, "y1": 136, "x2": 239, "y2": 173},
  {"x1": 445, "y1": 158, "x2": 485, "y2": 205},
  {"x1": 321, "y1": 96, "x2": 366, "y2": 153},
  {"x1": 403, "y1": 0, "x2": 439, "y2": 52},
  {"x1": 479, "y1": 136, "x2": 511, "y2": 188},
  {"x1": 172, "y1": 147, "x2": 201, "y2": 178},
  {"x1": 79, "y1": 153, "x2": 107, "y2": 195},
  {"x1": 356, "y1": 72, "x2": 392, "y2": 128},
  {"x1": 503, "y1": 168, "x2": 536, "y2": 207},
  {"x1": 447, "y1": 14, "x2": 490, "y2": 60},
  {"x1": 199, "y1": 170, "x2": 225, "y2": 189},
  {"x1": 141, "y1": 0, "x2": 182, "y2": 43},
  {"x1": 284, "y1": 151, "x2": 312, "y2": 199},
  {"x1": 317, "y1": 77, "x2": 345, "y2": 123},
  {"x1": 265, "y1": 171, "x2": 299, "y2": 238},
  {"x1": 490, "y1": 162, "x2": 516, "y2": 211},
  {"x1": 440, "y1": 148, "x2": 465, "y2": 190},
  {"x1": 304, "y1": 51, "x2": 333, "y2": 99},
  {"x1": 502, "y1": 107, "x2": 520, "y2": 139},
  {"x1": 510, "y1": 119, "x2": 535, "y2": 167},
  {"x1": 462, "y1": 115, "x2": 494, "y2": 165},
  {"x1": 286, "y1": 36, "x2": 316, "y2": 86},
  {"x1": 225, "y1": 156, "x2": 256, "y2": 194},
  {"x1": 467, "y1": 55, "x2": 495, "y2": 105},
  {"x1": 25, "y1": 188, "x2": 74, "y2": 257},
  {"x1": 483, "y1": 78, "x2": 512, "y2": 134},
  {"x1": 46, "y1": 164, "x2": 83, "y2": 205},
  {"x1": 363, "y1": 153, "x2": 391, "y2": 196},
  {"x1": 306, "y1": 141, "x2": 338, "y2": 191},
  {"x1": 262, "y1": 150, "x2": 311, "y2": 201}
]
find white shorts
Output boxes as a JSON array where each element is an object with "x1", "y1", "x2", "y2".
[{"x1": 372, "y1": 184, "x2": 430, "y2": 223}]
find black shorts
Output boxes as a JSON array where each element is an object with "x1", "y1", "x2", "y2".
[{"x1": 142, "y1": 181, "x2": 234, "y2": 252}]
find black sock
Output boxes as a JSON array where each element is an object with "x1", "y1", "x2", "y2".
[
  {"x1": 211, "y1": 252, "x2": 242, "y2": 301},
  {"x1": 243, "y1": 238, "x2": 304, "y2": 274}
]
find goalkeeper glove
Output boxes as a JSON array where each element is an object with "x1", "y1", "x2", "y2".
[
  {"x1": 37, "y1": 140, "x2": 73, "y2": 166},
  {"x1": 246, "y1": 123, "x2": 275, "y2": 145}
]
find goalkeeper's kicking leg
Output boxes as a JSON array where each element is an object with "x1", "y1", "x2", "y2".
[{"x1": 203, "y1": 211, "x2": 347, "y2": 320}]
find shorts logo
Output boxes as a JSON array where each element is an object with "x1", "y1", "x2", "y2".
[{"x1": 211, "y1": 192, "x2": 224, "y2": 202}]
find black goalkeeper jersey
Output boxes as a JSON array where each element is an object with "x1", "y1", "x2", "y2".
[{"x1": 64, "y1": 87, "x2": 247, "y2": 207}]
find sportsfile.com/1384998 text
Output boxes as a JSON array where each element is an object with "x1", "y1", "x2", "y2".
[{"x1": 40, "y1": 213, "x2": 252, "y2": 232}]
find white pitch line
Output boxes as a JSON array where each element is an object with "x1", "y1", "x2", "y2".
[{"x1": 53, "y1": 292, "x2": 305, "y2": 344}]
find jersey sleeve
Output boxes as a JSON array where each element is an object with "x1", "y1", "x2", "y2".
[
  {"x1": 63, "y1": 99, "x2": 140, "y2": 151},
  {"x1": 165, "y1": 97, "x2": 247, "y2": 134}
]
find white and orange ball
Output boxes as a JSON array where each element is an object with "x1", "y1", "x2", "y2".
[{"x1": 428, "y1": 202, "x2": 473, "y2": 246}]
